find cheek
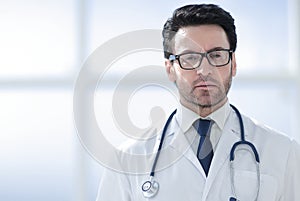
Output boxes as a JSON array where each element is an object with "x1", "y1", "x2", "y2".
[
  {"x1": 176, "y1": 68, "x2": 195, "y2": 85},
  {"x1": 216, "y1": 68, "x2": 232, "y2": 81}
]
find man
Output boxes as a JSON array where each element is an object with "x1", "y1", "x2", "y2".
[{"x1": 96, "y1": 4, "x2": 300, "y2": 200}]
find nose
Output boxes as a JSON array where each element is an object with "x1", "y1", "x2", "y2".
[{"x1": 195, "y1": 57, "x2": 212, "y2": 76}]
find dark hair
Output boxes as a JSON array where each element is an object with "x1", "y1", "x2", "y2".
[{"x1": 162, "y1": 4, "x2": 237, "y2": 59}]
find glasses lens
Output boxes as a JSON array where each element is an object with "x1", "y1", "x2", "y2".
[
  {"x1": 207, "y1": 50, "x2": 230, "y2": 66},
  {"x1": 179, "y1": 53, "x2": 202, "y2": 69}
]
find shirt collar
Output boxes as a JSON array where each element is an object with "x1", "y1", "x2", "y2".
[{"x1": 175, "y1": 101, "x2": 231, "y2": 133}]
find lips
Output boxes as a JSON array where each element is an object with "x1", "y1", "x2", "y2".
[{"x1": 194, "y1": 82, "x2": 217, "y2": 89}]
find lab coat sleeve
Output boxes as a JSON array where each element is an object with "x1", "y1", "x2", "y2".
[
  {"x1": 281, "y1": 140, "x2": 300, "y2": 200},
  {"x1": 95, "y1": 168, "x2": 132, "y2": 201}
]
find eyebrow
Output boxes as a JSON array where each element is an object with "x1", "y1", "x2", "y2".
[
  {"x1": 177, "y1": 46, "x2": 229, "y2": 55},
  {"x1": 207, "y1": 46, "x2": 229, "y2": 52}
]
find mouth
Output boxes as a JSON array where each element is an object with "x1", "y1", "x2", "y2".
[{"x1": 194, "y1": 82, "x2": 217, "y2": 90}]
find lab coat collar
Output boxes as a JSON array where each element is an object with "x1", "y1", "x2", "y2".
[
  {"x1": 166, "y1": 106, "x2": 244, "y2": 200},
  {"x1": 175, "y1": 101, "x2": 231, "y2": 134}
]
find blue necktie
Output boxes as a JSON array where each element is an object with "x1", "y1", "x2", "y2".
[{"x1": 196, "y1": 119, "x2": 213, "y2": 176}]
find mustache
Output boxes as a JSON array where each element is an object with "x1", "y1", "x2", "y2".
[{"x1": 192, "y1": 76, "x2": 220, "y2": 87}]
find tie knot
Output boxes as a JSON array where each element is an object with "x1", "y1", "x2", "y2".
[{"x1": 196, "y1": 119, "x2": 212, "y2": 136}]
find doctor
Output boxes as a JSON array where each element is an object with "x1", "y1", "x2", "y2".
[{"x1": 96, "y1": 4, "x2": 300, "y2": 201}]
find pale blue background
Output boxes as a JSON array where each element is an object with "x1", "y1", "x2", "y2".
[{"x1": 0, "y1": 0, "x2": 299, "y2": 200}]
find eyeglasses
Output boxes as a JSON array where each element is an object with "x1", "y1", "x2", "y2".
[{"x1": 169, "y1": 49, "x2": 233, "y2": 70}]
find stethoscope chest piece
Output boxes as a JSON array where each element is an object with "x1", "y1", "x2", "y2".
[{"x1": 142, "y1": 177, "x2": 159, "y2": 198}]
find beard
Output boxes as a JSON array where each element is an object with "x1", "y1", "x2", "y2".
[{"x1": 176, "y1": 67, "x2": 233, "y2": 110}]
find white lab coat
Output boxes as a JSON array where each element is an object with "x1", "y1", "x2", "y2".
[{"x1": 96, "y1": 108, "x2": 300, "y2": 201}]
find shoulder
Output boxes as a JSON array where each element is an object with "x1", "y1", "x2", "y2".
[
  {"x1": 241, "y1": 113, "x2": 292, "y2": 145},
  {"x1": 111, "y1": 127, "x2": 161, "y2": 174},
  {"x1": 118, "y1": 127, "x2": 159, "y2": 155},
  {"x1": 239, "y1": 113, "x2": 300, "y2": 178},
  {"x1": 240, "y1": 113, "x2": 300, "y2": 165}
]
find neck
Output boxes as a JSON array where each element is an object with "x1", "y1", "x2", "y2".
[{"x1": 180, "y1": 98, "x2": 227, "y2": 117}]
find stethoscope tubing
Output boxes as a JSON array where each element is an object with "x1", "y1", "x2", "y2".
[
  {"x1": 229, "y1": 104, "x2": 260, "y2": 201},
  {"x1": 150, "y1": 109, "x2": 177, "y2": 177},
  {"x1": 229, "y1": 104, "x2": 260, "y2": 163}
]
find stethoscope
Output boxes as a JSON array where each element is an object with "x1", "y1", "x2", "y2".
[{"x1": 142, "y1": 104, "x2": 260, "y2": 200}]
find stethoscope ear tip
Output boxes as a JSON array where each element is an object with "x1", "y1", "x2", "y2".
[{"x1": 229, "y1": 197, "x2": 237, "y2": 201}]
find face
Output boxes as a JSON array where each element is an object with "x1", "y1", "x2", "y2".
[{"x1": 165, "y1": 25, "x2": 237, "y2": 115}]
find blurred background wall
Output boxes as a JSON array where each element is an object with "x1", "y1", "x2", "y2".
[{"x1": 0, "y1": 0, "x2": 299, "y2": 200}]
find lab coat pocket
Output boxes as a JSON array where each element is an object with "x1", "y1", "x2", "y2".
[{"x1": 234, "y1": 170, "x2": 278, "y2": 201}]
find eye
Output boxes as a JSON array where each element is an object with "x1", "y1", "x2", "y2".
[
  {"x1": 208, "y1": 51, "x2": 223, "y2": 59},
  {"x1": 186, "y1": 55, "x2": 198, "y2": 61},
  {"x1": 181, "y1": 53, "x2": 200, "y2": 63},
  {"x1": 179, "y1": 53, "x2": 201, "y2": 69}
]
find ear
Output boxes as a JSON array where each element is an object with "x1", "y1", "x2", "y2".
[
  {"x1": 165, "y1": 59, "x2": 176, "y2": 82},
  {"x1": 231, "y1": 52, "x2": 237, "y2": 77}
]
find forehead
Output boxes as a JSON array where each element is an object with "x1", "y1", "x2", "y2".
[{"x1": 173, "y1": 25, "x2": 230, "y2": 53}]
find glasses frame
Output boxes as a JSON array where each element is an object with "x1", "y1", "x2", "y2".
[{"x1": 169, "y1": 49, "x2": 233, "y2": 70}]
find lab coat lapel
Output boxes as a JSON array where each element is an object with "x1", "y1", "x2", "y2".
[
  {"x1": 163, "y1": 108, "x2": 243, "y2": 189},
  {"x1": 167, "y1": 125, "x2": 205, "y2": 175},
  {"x1": 202, "y1": 111, "x2": 241, "y2": 200}
]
